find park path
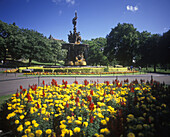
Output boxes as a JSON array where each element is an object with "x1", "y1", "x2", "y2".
[{"x1": 0, "y1": 73, "x2": 170, "y2": 96}]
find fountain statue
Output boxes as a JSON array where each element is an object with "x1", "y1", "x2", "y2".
[{"x1": 62, "y1": 11, "x2": 88, "y2": 66}]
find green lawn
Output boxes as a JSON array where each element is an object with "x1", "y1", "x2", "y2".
[
  {"x1": 141, "y1": 67, "x2": 170, "y2": 74},
  {"x1": 0, "y1": 94, "x2": 12, "y2": 110}
]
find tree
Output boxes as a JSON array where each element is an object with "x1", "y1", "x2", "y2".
[
  {"x1": 6, "y1": 23, "x2": 24, "y2": 61},
  {"x1": 21, "y1": 29, "x2": 52, "y2": 66},
  {"x1": 104, "y1": 23, "x2": 139, "y2": 66},
  {"x1": 0, "y1": 20, "x2": 10, "y2": 63},
  {"x1": 136, "y1": 31, "x2": 151, "y2": 68},
  {"x1": 48, "y1": 39, "x2": 67, "y2": 64},
  {"x1": 82, "y1": 37, "x2": 108, "y2": 66},
  {"x1": 142, "y1": 34, "x2": 161, "y2": 72},
  {"x1": 159, "y1": 30, "x2": 170, "y2": 70}
]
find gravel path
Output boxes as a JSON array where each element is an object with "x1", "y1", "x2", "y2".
[{"x1": 0, "y1": 73, "x2": 170, "y2": 96}]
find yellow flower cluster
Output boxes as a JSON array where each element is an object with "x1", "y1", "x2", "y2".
[{"x1": 6, "y1": 79, "x2": 159, "y2": 137}]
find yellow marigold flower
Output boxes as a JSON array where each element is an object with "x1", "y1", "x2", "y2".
[
  {"x1": 20, "y1": 115, "x2": 25, "y2": 120},
  {"x1": 100, "y1": 128, "x2": 105, "y2": 133},
  {"x1": 83, "y1": 122, "x2": 88, "y2": 127},
  {"x1": 78, "y1": 117, "x2": 82, "y2": 121},
  {"x1": 28, "y1": 126, "x2": 32, "y2": 129},
  {"x1": 35, "y1": 130, "x2": 42, "y2": 136},
  {"x1": 73, "y1": 127, "x2": 81, "y2": 133},
  {"x1": 69, "y1": 130, "x2": 73, "y2": 136},
  {"x1": 96, "y1": 134, "x2": 104, "y2": 137},
  {"x1": 41, "y1": 108, "x2": 46, "y2": 114},
  {"x1": 143, "y1": 124, "x2": 148, "y2": 128},
  {"x1": 25, "y1": 121, "x2": 31, "y2": 126},
  {"x1": 101, "y1": 120, "x2": 107, "y2": 125},
  {"x1": 28, "y1": 133, "x2": 35, "y2": 137},
  {"x1": 15, "y1": 120, "x2": 19, "y2": 124},
  {"x1": 138, "y1": 132, "x2": 144, "y2": 137},
  {"x1": 8, "y1": 107, "x2": 12, "y2": 110},
  {"x1": 34, "y1": 123, "x2": 39, "y2": 128},
  {"x1": 94, "y1": 133, "x2": 99, "y2": 137},
  {"x1": 98, "y1": 113, "x2": 104, "y2": 118},
  {"x1": 60, "y1": 124, "x2": 66, "y2": 129},
  {"x1": 105, "y1": 117, "x2": 109, "y2": 122},
  {"x1": 127, "y1": 114, "x2": 134, "y2": 119},
  {"x1": 136, "y1": 124, "x2": 143, "y2": 130},
  {"x1": 25, "y1": 128, "x2": 31, "y2": 134},
  {"x1": 75, "y1": 120, "x2": 82, "y2": 125},
  {"x1": 17, "y1": 125, "x2": 23, "y2": 132},
  {"x1": 104, "y1": 128, "x2": 110, "y2": 135},
  {"x1": 127, "y1": 132, "x2": 135, "y2": 137},
  {"x1": 22, "y1": 135, "x2": 27, "y2": 137},
  {"x1": 68, "y1": 119, "x2": 72, "y2": 124},
  {"x1": 55, "y1": 114, "x2": 59, "y2": 117},
  {"x1": 60, "y1": 120, "x2": 66, "y2": 125},
  {"x1": 46, "y1": 129, "x2": 52, "y2": 134},
  {"x1": 32, "y1": 120, "x2": 36, "y2": 124}
]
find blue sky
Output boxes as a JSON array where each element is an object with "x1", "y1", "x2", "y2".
[{"x1": 0, "y1": 0, "x2": 170, "y2": 42}]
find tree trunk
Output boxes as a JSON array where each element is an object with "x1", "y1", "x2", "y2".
[
  {"x1": 3, "y1": 49, "x2": 6, "y2": 65},
  {"x1": 145, "y1": 65, "x2": 148, "y2": 70},
  {"x1": 154, "y1": 64, "x2": 157, "y2": 73},
  {"x1": 29, "y1": 58, "x2": 32, "y2": 66}
]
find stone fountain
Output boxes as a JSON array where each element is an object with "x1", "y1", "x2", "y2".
[{"x1": 62, "y1": 11, "x2": 88, "y2": 66}]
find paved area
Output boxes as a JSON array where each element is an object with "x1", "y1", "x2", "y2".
[{"x1": 0, "y1": 73, "x2": 170, "y2": 96}]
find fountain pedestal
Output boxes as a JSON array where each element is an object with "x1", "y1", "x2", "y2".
[{"x1": 62, "y1": 43, "x2": 88, "y2": 66}]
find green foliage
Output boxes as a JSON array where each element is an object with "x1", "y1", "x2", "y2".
[
  {"x1": 104, "y1": 23, "x2": 139, "y2": 66},
  {"x1": 48, "y1": 39, "x2": 67, "y2": 62},
  {"x1": 0, "y1": 20, "x2": 67, "y2": 66},
  {"x1": 82, "y1": 37, "x2": 109, "y2": 66}
]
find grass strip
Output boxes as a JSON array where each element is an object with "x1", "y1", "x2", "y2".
[{"x1": 0, "y1": 94, "x2": 12, "y2": 109}]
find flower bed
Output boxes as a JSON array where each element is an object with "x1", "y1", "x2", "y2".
[
  {"x1": 3, "y1": 79, "x2": 170, "y2": 137},
  {"x1": 4, "y1": 68, "x2": 18, "y2": 73},
  {"x1": 23, "y1": 71, "x2": 138, "y2": 76}
]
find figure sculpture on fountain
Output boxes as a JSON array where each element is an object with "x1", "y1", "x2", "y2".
[
  {"x1": 62, "y1": 11, "x2": 88, "y2": 66},
  {"x1": 68, "y1": 11, "x2": 82, "y2": 44}
]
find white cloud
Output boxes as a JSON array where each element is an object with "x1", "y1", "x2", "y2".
[
  {"x1": 126, "y1": 5, "x2": 138, "y2": 12},
  {"x1": 59, "y1": 10, "x2": 62, "y2": 16},
  {"x1": 52, "y1": 0, "x2": 75, "y2": 5}
]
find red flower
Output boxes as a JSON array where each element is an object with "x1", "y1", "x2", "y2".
[
  {"x1": 75, "y1": 96, "x2": 79, "y2": 103},
  {"x1": 87, "y1": 95, "x2": 92, "y2": 102},
  {"x1": 89, "y1": 102, "x2": 94, "y2": 110},
  {"x1": 43, "y1": 90, "x2": 45, "y2": 97},
  {"x1": 70, "y1": 95, "x2": 74, "y2": 100},
  {"x1": 84, "y1": 79, "x2": 89, "y2": 86},
  {"x1": 131, "y1": 87, "x2": 134, "y2": 93},
  {"x1": 20, "y1": 85, "x2": 23, "y2": 90},
  {"x1": 124, "y1": 79, "x2": 129, "y2": 83},
  {"x1": 71, "y1": 112, "x2": 74, "y2": 116},
  {"x1": 90, "y1": 89, "x2": 93, "y2": 95},
  {"x1": 27, "y1": 93, "x2": 32, "y2": 102},
  {"x1": 66, "y1": 102, "x2": 69, "y2": 108},
  {"x1": 16, "y1": 90, "x2": 19, "y2": 97},
  {"x1": 105, "y1": 81, "x2": 109, "y2": 86},
  {"x1": 74, "y1": 80, "x2": 78, "y2": 84},
  {"x1": 77, "y1": 90, "x2": 81, "y2": 95},
  {"x1": 37, "y1": 102, "x2": 40, "y2": 109},
  {"x1": 110, "y1": 89, "x2": 114, "y2": 95},
  {"x1": 42, "y1": 80, "x2": 45, "y2": 85},
  {"x1": 90, "y1": 116, "x2": 94, "y2": 123}
]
